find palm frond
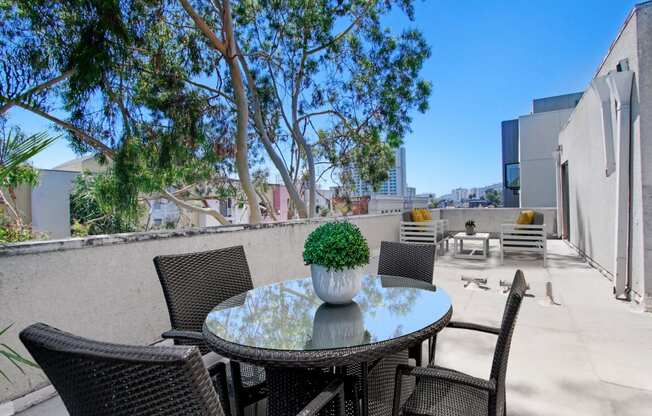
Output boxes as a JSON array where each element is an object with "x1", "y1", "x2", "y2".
[
  {"x1": 0, "y1": 323, "x2": 13, "y2": 337},
  {"x1": 0, "y1": 323, "x2": 39, "y2": 384},
  {"x1": 1, "y1": 344, "x2": 38, "y2": 368},
  {"x1": 0, "y1": 130, "x2": 58, "y2": 181}
]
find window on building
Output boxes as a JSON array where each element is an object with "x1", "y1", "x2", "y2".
[{"x1": 505, "y1": 163, "x2": 520, "y2": 190}]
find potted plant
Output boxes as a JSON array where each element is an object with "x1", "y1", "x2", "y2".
[
  {"x1": 465, "y1": 220, "x2": 476, "y2": 235},
  {"x1": 303, "y1": 221, "x2": 370, "y2": 304}
]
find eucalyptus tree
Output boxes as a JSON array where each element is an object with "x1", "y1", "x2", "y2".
[
  {"x1": 234, "y1": 0, "x2": 431, "y2": 216},
  {"x1": 5, "y1": 0, "x2": 265, "y2": 224}
]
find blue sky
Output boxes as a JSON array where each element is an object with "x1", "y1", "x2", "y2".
[{"x1": 17, "y1": 0, "x2": 640, "y2": 196}]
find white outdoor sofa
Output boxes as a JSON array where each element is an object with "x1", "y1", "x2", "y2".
[
  {"x1": 399, "y1": 212, "x2": 450, "y2": 254},
  {"x1": 500, "y1": 211, "x2": 547, "y2": 267}
]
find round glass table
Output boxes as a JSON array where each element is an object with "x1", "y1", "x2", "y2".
[
  {"x1": 204, "y1": 275, "x2": 451, "y2": 365},
  {"x1": 203, "y1": 274, "x2": 452, "y2": 416}
]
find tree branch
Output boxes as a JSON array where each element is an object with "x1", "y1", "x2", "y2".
[
  {"x1": 158, "y1": 190, "x2": 230, "y2": 225},
  {"x1": 178, "y1": 0, "x2": 227, "y2": 55},
  {"x1": 305, "y1": 12, "x2": 365, "y2": 56},
  {"x1": 0, "y1": 69, "x2": 75, "y2": 116},
  {"x1": 3, "y1": 97, "x2": 115, "y2": 158}
]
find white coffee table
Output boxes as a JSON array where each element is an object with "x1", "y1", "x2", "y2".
[{"x1": 453, "y1": 232, "x2": 490, "y2": 259}]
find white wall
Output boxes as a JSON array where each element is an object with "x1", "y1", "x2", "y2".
[
  {"x1": 31, "y1": 170, "x2": 79, "y2": 239},
  {"x1": 519, "y1": 108, "x2": 574, "y2": 208},
  {"x1": 636, "y1": 1, "x2": 652, "y2": 311},
  {"x1": 558, "y1": 4, "x2": 652, "y2": 309},
  {"x1": 0, "y1": 214, "x2": 400, "y2": 402}
]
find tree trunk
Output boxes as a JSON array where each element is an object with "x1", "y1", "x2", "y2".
[
  {"x1": 238, "y1": 55, "x2": 309, "y2": 218},
  {"x1": 301, "y1": 138, "x2": 317, "y2": 218},
  {"x1": 178, "y1": 0, "x2": 261, "y2": 224},
  {"x1": 226, "y1": 58, "x2": 261, "y2": 224},
  {"x1": 0, "y1": 188, "x2": 23, "y2": 228}
]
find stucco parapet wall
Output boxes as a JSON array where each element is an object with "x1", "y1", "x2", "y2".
[{"x1": 0, "y1": 213, "x2": 400, "y2": 257}]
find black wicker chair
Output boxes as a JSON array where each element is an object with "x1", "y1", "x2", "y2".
[
  {"x1": 378, "y1": 241, "x2": 435, "y2": 284},
  {"x1": 20, "y1": 323, "x2": 346, "y2": 416},
  {"x1": 378, "y1": 241, "x2": 436, "y2": 366},
  {"x1": 392, "y1": 270, "x2": 527, "y2": 416},
  {"x1": 153, "y1": 246, "x2": 267, "y2": 416}
]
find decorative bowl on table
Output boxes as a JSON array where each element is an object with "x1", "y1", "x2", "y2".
[{"x1": 303, "y1": 221, "x2": 370, "y2": 304}]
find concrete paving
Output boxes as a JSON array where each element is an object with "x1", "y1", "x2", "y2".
[{"x1": 16, "y1": 240, "x2": 652, "y2": 415}]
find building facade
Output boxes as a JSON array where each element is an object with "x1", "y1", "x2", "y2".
[
  {"x1": 557, "y1": 1, "x2": 652, "y2": 310},
  {"x1": 502, "y1": 93, "x2": 582, "y2": 208},
  {"x1": 352, "y1": 147, "x2": 407, "y2": 197},
  {"x1": 451, "y1": 187, "x2": 468, "y2": 203},
  {"x1": 519, "y1": 92, "x2": 582, "y2": 207}
]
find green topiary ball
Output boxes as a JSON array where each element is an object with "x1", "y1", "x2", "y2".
[{"x1": 303, "y1": 221, "x2": 370, "y2": 271}]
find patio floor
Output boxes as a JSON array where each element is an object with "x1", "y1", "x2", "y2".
[{"x1": 16, "y1": 239, "x2": 652, "y2": 416}]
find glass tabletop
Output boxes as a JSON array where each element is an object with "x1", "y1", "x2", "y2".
[{"x1": 205, "y1": 275, "x2": 452, "y2": 352}]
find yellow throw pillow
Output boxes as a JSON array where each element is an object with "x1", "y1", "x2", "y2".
[
  {"x1": 411, "y1": 208, "x2": 431, "y2": 222},
  {"x1": 516, "y1": 210, "x2": 535, "y2": 225},
  {"x1": 411, "y1": 208, "x2": 424, "y2": 222}
]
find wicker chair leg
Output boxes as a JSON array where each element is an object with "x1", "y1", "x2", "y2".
[
  {"x1": 429, "y1": 334, "x2": 437, "y2": 365},
  {"x1": 408, "y1": 343, "x2": 422, "y2": 367},
  {"x1": 230, "y1": 361, "x2": 245, "y2": 416},
  {"x1": 209, "y1": 361, "x2": 232, "y2": 416},
  {"x1": 361, "y1": 362, "x2": 369, "y2": 416}
]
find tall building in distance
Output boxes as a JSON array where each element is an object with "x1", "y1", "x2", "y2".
[
  {"x1": 352, "y1": 147, "x2": 407, "y2": 197},
  {"x1": 451, "y1": 187, "x2": 469, "y2": 203}
]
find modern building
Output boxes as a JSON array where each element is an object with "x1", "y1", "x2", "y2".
[
  {"x1": 501, "y1": 93, "x2": 583, "y2": 208},
  {"x1": 352, "y1": 147, "x2": 407, "y2": 197},
  {"x1": 451, "y1": 187, "x2": 468, "y2": 203},
  {"x1": 556, "y1": 1, "x2": 652, "y2": 309}
]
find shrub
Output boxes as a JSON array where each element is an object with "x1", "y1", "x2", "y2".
[
  {"x1": 0, "y1": 215, "x2": 38, "y2": 243},
  {"x1": 303, "y1": 221, "x2": 369, "y2": 271}
]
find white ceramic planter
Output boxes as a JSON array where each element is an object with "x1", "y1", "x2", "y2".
[{"x1": 310, "y1": 264, "x2": 363, "y2": 304}]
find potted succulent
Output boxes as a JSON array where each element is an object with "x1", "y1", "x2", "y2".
[
  {"x1": 465, "y1": 220, "x2": 476, "y2": 235},
  {"x1": 303, "y1": 221, "x2": 370, "y2": 304}
]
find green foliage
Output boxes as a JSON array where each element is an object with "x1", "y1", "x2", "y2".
[
  {"x1": 0, "y1": 214, "x2": 34, "y2": 243},
  {"x1": 69, "y1": 171, "x2": 140, "y2": 235},
  {"x1": 235, "y1": 0, "x2": 432, "y2": 192},
  {"x1": 0, "y1": 126, "x2": 55, "y2": 185},
  {"x1": 485, "y1": 189, "x2": 501, "y2": 206},
  {"x1": 0, "y1": 323, "x2": 38, "y2": 383},
  {"x1": 465, "y1": 219, "x2": 476, "y2": 228},
  {"x1": 303, "y1": 221, "x2": 369, "y2": 271},
  {"x1": 6, "y1": 0, "x2": 432, "y2": 220}
]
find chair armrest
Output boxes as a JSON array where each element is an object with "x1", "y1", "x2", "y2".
[
  {"x1": 296, "y1": 379, "x2": 345, "y2": 416},
  {"x1": 447, "y1": 321, "x2": 500, "y2": 335},
  {"x1": 396, "y1": 365, "x2": 496, "y2": 392},
  {"x1": 161, "y1": 329, "x2": 204, "y2": 342},
  {"x1": 392, "y1": 365, "x2": 495, "y2": 415}
]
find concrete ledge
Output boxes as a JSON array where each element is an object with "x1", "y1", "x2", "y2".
[
  {"x1": 0, "y1": 212, "x2": 402, "y2": 402},
  {"x1": 0, "y1": 213, "x2": 398, "y2": 257}
]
